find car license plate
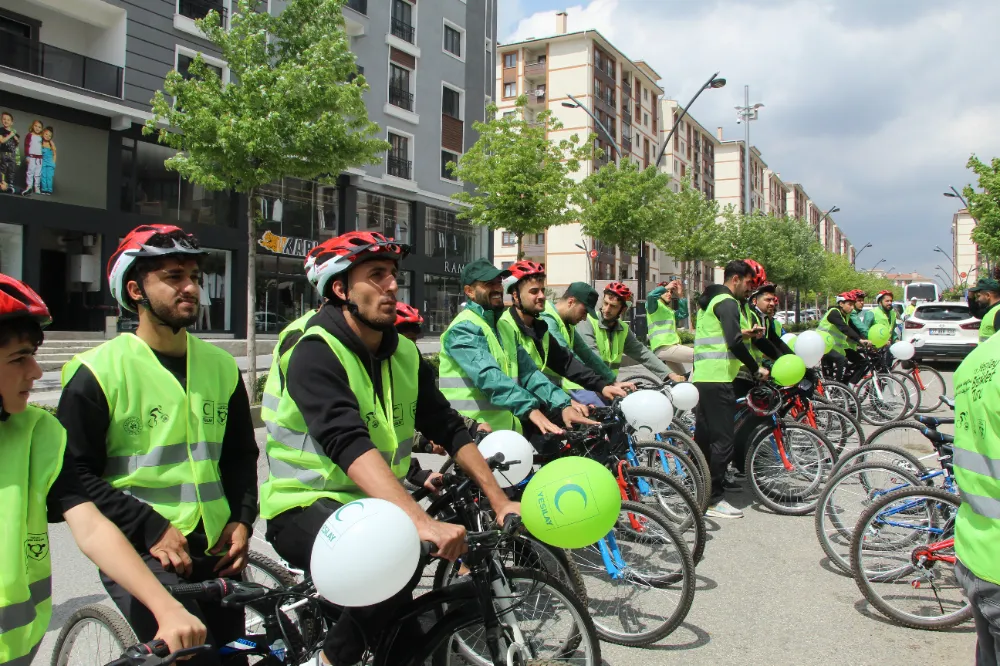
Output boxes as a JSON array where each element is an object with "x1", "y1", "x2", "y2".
[{"x1": 928, "y1": 328, "x2": 955, "y2": 336}]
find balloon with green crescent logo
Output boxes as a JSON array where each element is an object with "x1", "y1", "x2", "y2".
[
  {"x1": 868, "y1": 323, "x2": 891, "y2": 348},
  {"x1": 771, "y1": 354, "x2": 806, "y2": 387},
  {"x1": 520, "y1": 456, "x2": 620, "y2": 549},
  {"x1": 820, "y1": 331, "x2": 835, "y2": 353}
]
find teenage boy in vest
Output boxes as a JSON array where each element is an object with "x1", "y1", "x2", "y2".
[
  {"x1": 850, "y1": 290, "x2": 873, "y2": 338},
  {"x1": 818, "y1": 293, "x2": 869, "y2": 383},
  {"x1": 968, "y1": 278, "x2": 1000, "y2": 343},
  {"x1": 438, "y1": 258, "x2": 597, "y2": 438},
  {"x1": 58, "y1": 225, "x2": 259, "y2": 661},
  {"x1": 0, "y1": 273, "x2": 205, "y2": 666},
  {"x1": 576, "y1": 282, "x2": 683, "y2": 383},
  {"x1": 691, "y1": 260, "x2": 769, "y2": 520},
  {"x1": 539, "y1": 282, "x2": 635, "y2": 406},
  {"x1": 749, "y1": 282, "x2": 791, "y2": 359},
  {"x1": 496, "y1": 261, "x2": 629, "y2": 409},
  {"x1": 646, "y1": 280, "x2": 692, "y2": 376},
  {"x1": 260, "y1": 234, "x2": 520, "y2": 666}
]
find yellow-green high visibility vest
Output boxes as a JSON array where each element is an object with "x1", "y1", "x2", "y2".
[
  {"x1": 872, "y1": 306, "x2": 897, "y2": 331},
  {"x1": 0, "y1": 408, "x2": 64, "y2": 666},
  {"x1": 260, "y1": 328, "x2": 419, "y2": 519},
  {"x1": 818, "y1": 308, "x2": 849, "y2": 356},
  {"x1": 260, "y1": 310, "x2": 317, "y2": 423},
  {"x1": 438, "y1": 308, "x2": 523, "y2": 433},
  {"x1": 691, "y1": 292, "x2": 741, "y2": 383},
  {"x1": 61, "y1": 334, "x2": 238, "y2": 550},
  {"x1": 589, "y1": 315, "x2": 628, "y2": 371},
  {"x1": 742, "y1": 303, "x2": 763, "y2": 367},
  {"x1": 979, "y1": 302, "x2": 1000, "y2": 343},
  {"x1": 498, "y1": 309, "x2": 557, "y2": 383},
  {"x1": 541, "y1": 301, "x2": 585, "y2": 392},
  {"x1": 647, "y1": 304, "x2": 680, "y2": 351},
  {"x1": 952, "y1": 334, "x2": 1000, "y2": 585}
]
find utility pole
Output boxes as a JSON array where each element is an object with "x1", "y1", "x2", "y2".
[{"x1": 735, "y1": 86, "x2": 763, "y2": 215}]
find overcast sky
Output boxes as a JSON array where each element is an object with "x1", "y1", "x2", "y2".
[{"x1": 498, "y1": 0, "x2": 1000, "y2": 286}]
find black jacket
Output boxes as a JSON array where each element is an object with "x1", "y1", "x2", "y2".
[
  {"x1": 751, "y1": 306, "x2": 792, "y2": 360},
  {"x1": 826, "y1": 308, "x2": 863, "y2": 342},
  {"x1": 284, "y1": 307, "x2": 473, "y2": 477},
  {"x1": 506, "y1": 306, "x2": 609, "y2": 393},
  {"x1": 697, "y1": 285, "x2": 759, "y2": 373}
]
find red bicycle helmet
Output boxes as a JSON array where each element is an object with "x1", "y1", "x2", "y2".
[
  {"x1": 836, "y1": 291, "x2": 855, "y2": 302},
  {"x1": 0, "y1": 273, "x2": 51, "y2": 328},
  {"x1": 502, "y1": 260, "x2": 546, "y2": 293},
  {"x1": 303, "y1": 243, "x2": 325, "y2": 288},
  {"x1": 747, "y1": 384, "x2": 782, "y2": 417},
  {"x1": 743, "y1": 259, "x2": 767, "y2": 291},
  {"x1": 108, "y1": 224, "x2": 206, "y2": 312},
  {"x1": 605, "y1": 282, "x2": 633, "y2": 302},
  {"x1": 877, "y1": 290, "x2": 893, "y2": 301},
  {"x1": 850, "y1": 289, "x2": 865, "y2": 301},
  {"x1": 394, "y1": 302, "x2": 424, "y2": 327},
  {"x1": 311, "y1": 231, "x2": 409, "y2": 298}
]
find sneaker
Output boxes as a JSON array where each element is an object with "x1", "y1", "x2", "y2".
[
  {"x1": 706, "y1": 499, "x2": 744, "y2": 519},
  {"x1": 722, "y1": 478, "x2": 744, "y2": 492}
]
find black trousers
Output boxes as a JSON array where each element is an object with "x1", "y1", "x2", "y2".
[
  {"x1": 693, "y1": 381, "x2": 736, "y2": 503},
  {"x1": 100, "y1": 531, "x2": 246, "y2": 666},
  {"x1": 266, "y1": 499, "x2": 421, "y2": 666}
]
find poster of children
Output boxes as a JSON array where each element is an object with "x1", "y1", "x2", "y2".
[{"x1": 0, "y1": 106, "x2": 108, "y2": 208}]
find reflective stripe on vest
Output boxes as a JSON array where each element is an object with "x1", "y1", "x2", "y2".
[
  {"x1": 979, "y1": 303, "x2": 1000, "y2": 343},
  {"x1": 691, "y1": 292, "x2": 741, "y2": 382},
  {"x1": 0, "y1": 408, "x2": 64, "y2": 664},
  {"x1": 498, "y1": 309, "x2": 557, "y2": 382},
  {"x1": 61, "y1": 334, "x2": 238, "y2": 550},
  {"x1": 260, "y1": 310, "x2": 318, "y2": 431},
  {"x1": 541, "y1": 302, "x2": 584, "y2": 392},
  {"x1": 647, "y1": 304, "x2": 680, "y2": 350},
  {"x1": 817, "y1": 308, "x2": 849, "y2": 355},
  {"x1": 588, "y1": 315, "x2": 628, "y2": 370},
  {"x1": 260, "y1": 329, "x2": 419, "y2": 519},
  {"x1": 952, "y1": 334, "x2": 1000, "y2": 584},
  {"x1": 438, "y1": 308, "x2": 523, "y2": 433}
]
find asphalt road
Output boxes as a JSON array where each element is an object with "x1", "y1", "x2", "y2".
[{"x1": 36, "y1": 364, "x2": 974, "y2": 666}]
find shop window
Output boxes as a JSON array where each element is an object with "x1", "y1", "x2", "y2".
[
  {"x1": 425, "y1": 207, "x2": 484, "y2": 261},
  {"x1": 196, "y1": 248, "x2": 231, "y2": 332},
  {"x1": 423, "y1": 273, "x2": 462, "y2": 333},
  {"x1": 255, "y1": 253, "x2": 318, "y2": 332},
  {"x1": 0, "y1": 223, "x2": 23, "y2": 279},
  {"x1": 258, "y1": 178, "x2": 339, "y2": 240},
  {"x1": 397, "y1": 269, "x2": 412, "y2": 304},
  {"x1": 356, "y1": 191, "x2": 410, "y2": 245}
]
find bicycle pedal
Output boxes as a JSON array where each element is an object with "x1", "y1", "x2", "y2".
[{"x1": 911, "y1": 580, "x2": 921, "y2": 589}]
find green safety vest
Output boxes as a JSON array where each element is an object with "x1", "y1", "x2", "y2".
[
  {"x1": 0, "y1": 408, "x2": 64, "y2": 666},
  {"x1": 498, "y1": 309, "x2": 557, "y2": 383},
  {"x1": 589, "y1": 315, "x2": 628, "y2": 371},
  {"x1": 691, "y1": 292, "x2": 741, "y2": 383},
  {"x1": 952, "y1": 334, "x2": 1000, "y2": 585},
  {"x1": 260, "y1": 327, "x2": 419, "y2": 519},
  {"x1": 872, "y1": 306, "x2": 897, "y2": 333},
  {"x1": 647, "y1": 303, "x2": 680, "y2": 350},
  {"x1": 260, "y1": 310, "x2": 318, "y2": 422},
  {"x1": 541, "y1": 302, "x2": 584, "y2": 392},
  {"x1": 817, "y1": 308, "x2": 849, "y2": 356},
  {"x1": 742, "y1": 303, "x2": 763, "y2": 367},
  {"x1": 62, "y1": 334, "x2": 238, "y2": 549},
  {"x1": 979, "y1": 302, "x2": 1000, "y2": 343},
  {"x1": 438, "y1": 308, "x2": 523, "y2": 433}
]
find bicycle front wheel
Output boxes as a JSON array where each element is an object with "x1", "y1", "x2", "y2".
[
  {"x1": 794, "y1": 403, "x2": 865, "y2": 456},
  {"x1": 856, "y1": 373, "x2": 910, "y2": 425},
  {"x1": 620, "y1": 465, "x2": 706, "y2": 564},
  {"x1": 818, "y1": 380, "x2": 861, "y2": 421},
  {"x1": 51, "y1": 604, "x2": 137, "y2": 666},
  {"x1": 746, "y1": 422, "x2": 837, "y2": 515},
  {"x1": 912, "y1": 365, "x2": 947, "y2": 413},
  {"x1": 891, "y1": 371, "x2": 922, "y2": 418}
]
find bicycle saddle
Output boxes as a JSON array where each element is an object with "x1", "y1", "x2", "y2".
[{"x1": 915, "y1": 415, "x2": 954, "y2": 428}]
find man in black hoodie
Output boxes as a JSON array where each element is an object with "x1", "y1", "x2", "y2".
[{"x1": 817, "y1": 292, "x2": 869, "y2": 383}]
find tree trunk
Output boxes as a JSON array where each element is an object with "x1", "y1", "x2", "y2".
[
  {"x1": 516, "y1": 231, "x2": 524, "y2": 260},
  {"x1": 685, "y1": 261, "x2": 695, "y2": 330},
  {"x1": 245, "y1": 188, "x2": 258, "y2": 401}
]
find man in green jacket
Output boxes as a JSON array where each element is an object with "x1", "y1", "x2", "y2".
[
  {"x1": 646, "y1": 279, "x2": 692, "y2": 375},
  {"x1": 968, "y1": 277, "x2": 1000, "y2": 343},
  {"x1": 438, "y1": 259, "x2": 595, "y2": 438},
  {"x1": 850, "y1": 289, "x2": 874, "y2": 337}
]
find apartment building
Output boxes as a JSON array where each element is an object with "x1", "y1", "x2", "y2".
[
  {"x1": 764, "y1": 169, "x2": 788, "y2": 217},
  {"x1": 493, "y1": 14, "x2": 663, "y2": 293},
  {"x1": 951, "y1": 208, "x2": 980, "y2": 286},
  {"x1": 713, "y1": 130, "x2": 768, "y2": 215},
  {"x1": 0, "y1": 0, "x2": 495, "y2": 335}
]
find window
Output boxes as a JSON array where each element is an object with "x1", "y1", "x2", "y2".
[
  {"x1": 357, "y1": 190, "x2": 411, "y2": 244},
  {"x1": 389, "y1": 64, "x2": 412, "y2": 110},
  {"x1": 425, "y1": 207, "x2": 484, "y2": 261},
  {"x1": 534, "y1": 233, "x2": 545, "y2": 245},
  {"x1": 644, "y1": 113, "x2": 649, "y2": 126},
  {"x1": 502, "y1": 111, "x2": 516, "y2": 118},
  {"x1": 391, "y1": 0, "x2": 414, "y2": 43},
  {"x1": 387, "y1": 132, "x2": 411, "y2": 180},
  {"x1": 503, "y1": 82, "x2": 516, "y2": 98},
  {"x1": 423, "y1": 273, "x2": 463, "y2": 333},
  {"x1": 644, "y1": 88, "x2": 648, "y2": 101},
  {"x1": 444, "y1": 24, "x2": 462, "y2": 57},
  {"x1": 441, "y1": 150, "x2": 458, "y2": 180},
  {"x1": 502, "y1": 231, "x2": 516, "y2": 246},
  {"x1": 442, "y1": 87, "x2": 461, "y2": 118},
  {"x1": 503, "y1": 52, "x2": 517, "y2": 69},
  {"x1": 177, "y1": 53, "x2": 223, "y2": 81}
]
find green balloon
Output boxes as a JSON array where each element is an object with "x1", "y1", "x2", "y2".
[
  {"x1": 868, "y1": 323, "x2": 891, "y2": 348},
  {"x1": 772, "y1": 354, "x2": 807, "y2": 387},
  {"x1": 788, "y1": 337, "x2": 796, "y2": 351},
  {"x1": 521, "y1": 457, "x2": 621, "y2": 549},
  {"x1": 820, "y1": 331, "x2": 835, "y2": 353}
]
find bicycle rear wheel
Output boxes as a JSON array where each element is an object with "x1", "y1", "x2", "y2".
[
  {"x1": 632, "y1": 437, "x2": 708, "y2": 513},
  {"x1": 795, "y1": 403, "x2": 865, "y2": 456},
  {"x1": 620, "y1": 465, "x2": 706, "y2": 564},
  {"x1": 856, "y1": 374, "x2": 910, "y2": 425},
  {"x1": 51, "y1": 604, "x2": 137, "y2": 666},
  {"x1": 891, "y1": 371, "x2": 922, "y2": 418},
  {"x1": 912, "y1": 365, "x2": 947, "y2": 413},
  {"x1": 746, "y1": 422, "x2": 837, "y2": 515},
  {"x1": 818, "y1": 380, "x2": 861, "y2": 421},
  {"x1": 830, "y1": 443, "x2": 928, "y2": 479}
]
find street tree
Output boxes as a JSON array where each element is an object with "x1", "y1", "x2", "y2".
[
  {"x1": 964, "y1": 155, "x2": 1000, "y2": 263},
  {"x1": 575, "y1": 160, "x2": 673, "y2": 254},
  {"x1": 450, "y1": 96, "x2": 592, "y2": 259},
  {"x1": 145, "y1": 0, "x2": 388, "y2": 389}
]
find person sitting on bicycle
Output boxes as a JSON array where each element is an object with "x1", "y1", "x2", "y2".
[
  {"x1": 438, "y1": 258, "x2": 597, "y2": 439},
  {"x1": 967, "y1": 277, "x2": 1000, "y2": 342},
  {"x1": 850, "y1": 289, "x2": 873, "y2": 338},
  {"x1": 818, "y1": 292, "x2": 871, "y2": 383},
  {"x1": 873, "y1": 290, "x2": 899, "y2": 343},
  {"x1": 575, "y1": 282, "x2": 685, "y2": 384},
  {"x1": 0, "y1": 273, "x2": 206, "y2": 665},
  {"x1": 497, "y1": 261, "x2": 630, "y2": 409},
  {"x1": 58, "y1": 225, "x2": 259, "y2": 663},
  {"x1": 734, "y1": 260, "x2": 775, "y2": 395},
  {"x1": 259, "y1": 233, "x2": 520, "y2": 666},
  {"x1": 749, "y1": 281, "x2": 792, "y2": 360},
  {"x1": 646, "y1": 279, "x2": 692, "y2": 376}
]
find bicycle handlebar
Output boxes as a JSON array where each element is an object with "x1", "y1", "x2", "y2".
[
  {"x1": 915, "y1": 415, "x2": 954, "y2": 428},
  {"x1": 105, "y1": 641, "x2": 212, "y2": 666},
  {"x1": 165, "y1": 579, "x2": 271, "y2": 608}
]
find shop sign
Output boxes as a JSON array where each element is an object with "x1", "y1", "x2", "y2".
[
  {"x1": 258, "y1": 230, "x2": 318, "y2": 257},
  {"x1": 443, "y1": 261, "x2": 467, "y2": 275}
]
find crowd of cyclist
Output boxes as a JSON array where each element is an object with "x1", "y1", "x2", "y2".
[{"x1": 2, "y1": 222, "x2": 998, "y2": 666}]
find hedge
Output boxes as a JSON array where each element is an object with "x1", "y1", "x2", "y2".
[{"x1": 784, "y1": 320, "x2": 820, "y2": 333}]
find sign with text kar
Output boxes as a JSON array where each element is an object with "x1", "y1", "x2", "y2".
[{"x1": 258, "y1": 230, "x2": 318, "y2": 258}]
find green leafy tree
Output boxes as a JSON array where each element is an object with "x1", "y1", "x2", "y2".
[
  {"x1": 450, "y1": 97, "x2": 593, "y2": 259},
  {"x1": 145, "y1": 0, "x2": 388, "y2": 388},
  {"x1": 964, "y1": 155, "x2": 1000, "y2": 263},
  {"x1": 575, "y1": 161, "x2": 673, "y2": 253}
]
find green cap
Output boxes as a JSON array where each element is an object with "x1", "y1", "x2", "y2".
[
  {"x1": 460, "y1": 258, "x2": 509, "y2": 287},
  {"x1": 565, "y1": 282, "x2": 599, "y2": 318},
  {"x1": 969, "y1": 277, "x2": 1000, "y2": 293}
]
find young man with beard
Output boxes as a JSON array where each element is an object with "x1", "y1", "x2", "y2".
[
  {"x1": 260, "y1": 235, "x2": 520, "y2": 666},
  {"x1": 496, "y1": 261, "x2": 630, "y2": 409},
  {"x1": 873, "y1": 290, "x2": 900, "y2": 344},
  {"x1": 57, "y1": 225, "x2": 259, "y2": 663},
  {"x1": 438, "y1": 258, "x2": 596, "y2": 438},
  {"x1": 748, "y1": 282, "x2": 792, "y2": 360},
  {"x1": 967, "y1": 277, "x2": 1000, "y2": 342}
]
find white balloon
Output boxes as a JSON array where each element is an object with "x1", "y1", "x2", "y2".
[
  {"x1": 310, "y1": 498, "x2": 420, "y2": 607},
  {"x1": 911, "y1": 335, "x2": 926, "y2": 348},
  {"x1": 669, "y1": 383, "x2": 699, "y2": 411},
  {"x1": 477, "y1": 430, "x2": 535, "y2": 488},
  {"x1": 620, "y1": 389, "x2": 674, "y2": 434},
  {"x1": 795, "y1": 330, "x2": 826, "y2": 367},
  {"x1": 890, "y1": 340, "x2": 916, "y2": 360},
  {"x1": 781, "y1": 333, "x2": 797, "y2": 345}
]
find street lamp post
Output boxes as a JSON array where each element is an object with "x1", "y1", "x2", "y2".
[
  {"x1": 943, "y1": 185, "x2": 970, "y2": 210},
  {"x1": 562, "y1": 95, "x2": 619, "y2": 164},
  {"x1": 853, "y1": 242, "x2": 872, "y2": 266},
  {"x1": 871, "y1": 258, "x2": 886, "y2": 271},
  {"x1": 653, "y1": 71, "x2": 726, "y2": 169},
  {"x1": 934, "y1": 245, "x2": 958, "y2": 282},
  {"x1": 735, "y1": 86, "x2": 764, "y2": 215},
  {"x1": 935, "y1": 266, "x2": 955, "y2": 286}
]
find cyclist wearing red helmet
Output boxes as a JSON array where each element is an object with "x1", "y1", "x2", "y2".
[
  {"x1": 872, "y1": 289, "x2": 900, "y2": 343},
  {"x1": 260, "y1": 236, "x2": 519, "y2": 666},
  {"x1": 394, "y1": 301, "x2": 424, "y2": 340},
  {"x1": 0, "y1": 273, "x2": 206, "y2": 664},
  {"x1": 849, "y1": 289, "x2": 874, "y2": 338},
  {"x1": 497, "y1": 261, "x2": 628, "y2": 410},
  {"x1": 818, "y1": 292, "x2": 870, "y2": 383},
  {"x1": 57, "y1": 225, "x2": 258, "y2": 662}
]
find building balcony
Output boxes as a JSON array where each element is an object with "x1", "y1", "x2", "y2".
[
  {"x1": 0, "y1": 29, "x2": 123, "y2": 97},
  {"x1": 622, "y1": 80, "x2": 632, "y2": 99},
  {"x1": 178, "y1": 0, "x2": 227, "y2": 25},
  {"x1": 345, "y1": 0, "x2": 367, "y2": 14},
  {"x1": 391, "y1": 17, "x2": 415, "y2": 43},
  {"x1": 622, "y1": 109, "x2": 631, "y2": 127},
  {"x1": 526, "y1": 91, "x2": 545, "y2": 107},
  {"x1": 387, "y1": 155, "x2": 412, "y2": 180},
  {"x1": 389, "y1": 85, "x2": 413, "y2": 111},
  {"x1": 524, "y1": 59, "x2": 546, "y2": 79},
  {"x1": 621, "y1": 136, "x2": 632, "y2": 153},
  {"x1": 343, "y1": 0, "x2": 368, "y2": 35}
]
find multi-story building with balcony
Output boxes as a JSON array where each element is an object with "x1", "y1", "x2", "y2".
[
  {"x1": 713, "y1": 128, "x2": 768, "y2": 215},
  {"x1": 952, "y1": 208, "x2": 980, "y2": 286},
  {"x1": 0, "y1": 0, "x2": 496, "y2": 335},
  {"x1": 764, "y1": 169, "x2": 788, "y2": 217},
  {"x1": 492, "y1": 13, "x2": 663, "y2": 294}
]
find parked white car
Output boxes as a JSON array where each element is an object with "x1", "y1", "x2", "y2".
[{"x1": 901, "y1": 301, "x2": 979, "y2": 361}]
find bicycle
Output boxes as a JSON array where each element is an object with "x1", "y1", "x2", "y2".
[
  {"x1": 104, "y1": 641, "x2": 211, "y2": 666},
  {"x1": 834, "y1": 347, "x2": 912, "y2": 425}
]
